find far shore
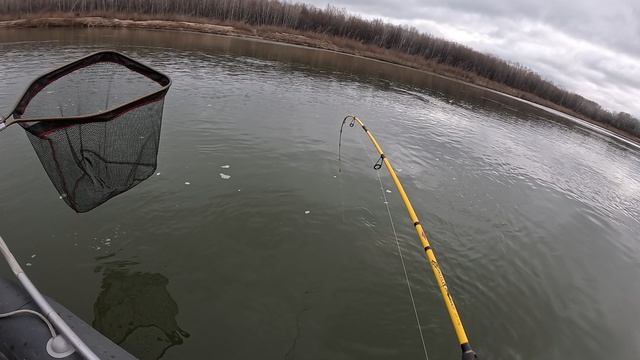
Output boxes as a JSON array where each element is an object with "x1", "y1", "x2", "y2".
[{"x1": 1, "y1": 15, "x2": 638, "y2": 145}]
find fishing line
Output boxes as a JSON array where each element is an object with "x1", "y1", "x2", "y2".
[{"x1": 340, "y1": 116, "x2": 430, "y2": 360}]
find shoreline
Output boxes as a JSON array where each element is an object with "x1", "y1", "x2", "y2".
[{"x1": 1, "y1": 16, "x2": 638, "y2": 146}]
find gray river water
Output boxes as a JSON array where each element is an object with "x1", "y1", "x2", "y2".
[{"x1": 1, "y1": 28, "x2": 639, "y2": 360}]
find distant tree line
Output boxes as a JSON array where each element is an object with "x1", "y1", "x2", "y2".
[{"x1": 2, "y1": 0, "x2": 639, "y2": 137}]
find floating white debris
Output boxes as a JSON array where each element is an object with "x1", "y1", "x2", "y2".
[
  {"x1": 185, "y1": 182, "x2": 191, "y2": 185},
  {"x1": 26, "y1": 263, "x2": 32, "y2": 267},
  {"x1": 333, "y1": 175, "x2": 337, "y2": 178},
  {"x1": 237, "y1": 189, "x2": 241, "y2": 192},
  {"x1": 219, "y1": 173, "x2": 231, "y2": 180},
  {"x1": 304, "y1": 210, "x2": 311, "y2": 214},
  {"x1": 220, "y1": 165, "x2": 230, "y2": 169},
  {"x1": 386, "y1": 189, "x2": 392, "y2": 193},
  {"x1": 397, "y1": 169, "x2": 402, "y2": 172},
  {"x1": 207, "y1": 104, "x2": 212, "y2": 107},
  {"x1": 156, "y1": 172, "x2": 161, "y2": 176},
  {"x1": 31, "y1": 254, "x2": 36, "y2": 258}
]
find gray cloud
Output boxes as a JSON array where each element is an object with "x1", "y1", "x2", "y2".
[{"x1": 305, "y1": 0, "x2": 640, "y2": 116}]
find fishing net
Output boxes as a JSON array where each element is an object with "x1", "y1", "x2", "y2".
[{"x1": 10, "y1": 51, "x2": 171, "y2": 212}]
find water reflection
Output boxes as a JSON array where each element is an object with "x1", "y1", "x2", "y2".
[{"x1": 92, "y1": 267, "x2": 188, "y2": 360}]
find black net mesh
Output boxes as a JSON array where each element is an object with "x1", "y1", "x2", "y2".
[
  {"x1": 24, "y1": 100, "x2": 164, "y2": 212},
  {"x1": 15, "y1": 52, "x2": 170, "y2": 212}
]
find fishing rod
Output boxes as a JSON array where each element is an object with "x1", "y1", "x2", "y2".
[{"x1": 339, "y1": 115, "x2": 478, "y2": 360}]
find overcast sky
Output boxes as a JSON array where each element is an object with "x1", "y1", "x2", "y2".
[{"x1": 304, "y1": 0, "x2": 640, "y2": 117}]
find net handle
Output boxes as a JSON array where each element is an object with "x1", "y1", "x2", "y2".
[{"x1": 0, "y1": 235, "x2": 100, "y2": 360}]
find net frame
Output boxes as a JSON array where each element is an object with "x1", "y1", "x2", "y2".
[{"x1": 3, "y1": 51, "x2": 171, "y2": 130}]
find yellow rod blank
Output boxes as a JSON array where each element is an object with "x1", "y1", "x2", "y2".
[{"x1": 348, "y1": 115, "x2": 476, "y2": 359}]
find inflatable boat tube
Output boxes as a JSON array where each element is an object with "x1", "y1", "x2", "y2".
[{"x1": 0, "y1": 276, "x2": 135, "y2": 360}]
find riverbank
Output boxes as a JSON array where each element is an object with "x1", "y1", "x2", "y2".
[{"x1": 1, "y1": 15, "x2": 638, "y2": 144}]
